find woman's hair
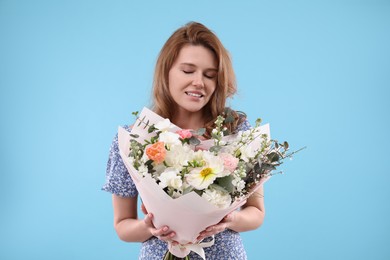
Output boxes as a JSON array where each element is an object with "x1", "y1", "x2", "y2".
[{"x1": 151, "y1": 21, "x2": 245, "y2": 136}]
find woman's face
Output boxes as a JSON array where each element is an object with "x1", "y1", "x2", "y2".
[{"x1": 168, "y1": 45, "x2": 217, "y2": 115}]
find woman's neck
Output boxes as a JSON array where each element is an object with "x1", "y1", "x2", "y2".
[{"x1": 171, "y1": 110, "x2": 205, "y2": 130}]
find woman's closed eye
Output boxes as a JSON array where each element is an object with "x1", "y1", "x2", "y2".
[
  {"x1": 182, "y1": 69, "x2": 216, "y2": 79},
  {"x1": 204, "y1": 72, "x2": 217, "y2": 79}
]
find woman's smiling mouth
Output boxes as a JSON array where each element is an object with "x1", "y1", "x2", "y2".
[{"x1": 185, "y1": 91, "x2": 204, "y2": 98}]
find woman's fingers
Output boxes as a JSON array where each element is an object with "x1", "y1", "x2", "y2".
[
  {"x1": 144, "y1": 213, "x2": 176, "y2": 241},
  {"x1": 197, "y1": 223, "x2": 226, "y2": 241},
  {"x1": 196, "y1": 212, "x2": 235, "y2": 241},
  {"x1": 144, "y1": 213, "x2": 154, "y2": 227}
]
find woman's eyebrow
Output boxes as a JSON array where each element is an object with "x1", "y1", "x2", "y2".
[{"x1": 180, "y1": 63, "x2": 217, "y2": 71}]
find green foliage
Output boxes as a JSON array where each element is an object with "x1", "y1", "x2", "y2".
[
  {"x1": 189, "y1": 136, "x2": 201, "y2": 146},
  {"x1": 216, "y1": 175, "x2": 235, "y2": 192}
]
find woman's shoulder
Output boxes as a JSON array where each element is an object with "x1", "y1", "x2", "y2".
[
  {"x1": 230, "y1": 109, "x2": 251, "y2": 132},
  {"x1": 236, "y1": 117, "x2": 251, "y2": 131}
]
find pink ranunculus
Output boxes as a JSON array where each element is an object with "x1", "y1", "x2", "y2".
[
  {"x1": 220, "y1": 153, "x2": 239, "y2": 173},
  {"x1": 176, "y1": 129, "x2": 192, "y2": 139}
]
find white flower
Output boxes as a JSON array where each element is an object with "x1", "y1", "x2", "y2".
[
  {"x1": 239, "y1": 144, "x2": 257, "y2": 162},
  {"x1": 186, "y1": 151, "x2": 228, "y2": 190},
  {"x1": 155, "y1": 119, "x2": 173, "y2": 132},
  {"x1": 232, "y1": 177, "x2": 245, "y2": 192},
  {"x1": 202, "y1": 186, "x2": 231, "y2": 209},
  {"x1": 158, "y1": 132, "x2": 181, "y2": 147},
  {"x1": 153, "y1": 163, "x2": 167, "y2": 177},
  {"x1": 165, "y1": 144, "x2": 192, "y2": 169},
  {"x1": 138, "y1": 164, "x2": 149, "y2": 177},
  {"x1": 158, "y1": 168, "x2": 182, "y2": 190}
]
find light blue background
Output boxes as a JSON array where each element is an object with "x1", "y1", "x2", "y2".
[{"x1": 1, "y1": 0, "x2": 389, "y2": 259}]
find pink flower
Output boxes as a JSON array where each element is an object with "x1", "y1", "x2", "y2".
[
  {"x1": 220, "y1": 153, "x2": 239, "y2": 173},
  {"x1": 176, "y1": 129, "x2": 192, "y2": 139},
  {"x1": 146, "y1": 142, "x2": 166, "y2": 164}
]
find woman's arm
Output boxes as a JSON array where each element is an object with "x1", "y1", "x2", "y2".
[
  {"x1": 228, "y1": 185, "x2": 265, "y2": 232},
  {"x1": 196, "y1": 186, "x2": 265, "y2": 240},
  {"x1": 112, "y1": 195, "x2": 176, "y2": 242}
]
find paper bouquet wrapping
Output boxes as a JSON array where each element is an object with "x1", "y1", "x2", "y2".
[{"x1": 117, "y1": 107, "x2": 272, "y2": 258}]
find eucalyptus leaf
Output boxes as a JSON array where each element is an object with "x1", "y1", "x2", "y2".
[
  {"x1": 196, "y1": 128, "x2": 206, "y2": 136},
  {"x1": 148, "y1": 125, "x2": 156, "y2": 133},
  {"x1": 254, "y1": 162, "x2": 262, "y2": 174},
  {"x1": 216, "y1": 176, "x2": 235, "y2": 192},
  {"x1": 210, "y1": 145, "x2": 222, "y2": 153},
  {"x1": 267, "y1": 152, "x2": 280, "y2": 163},
  {"x1": 189, "y1": 136, "x2": 201, "y2": 146}
]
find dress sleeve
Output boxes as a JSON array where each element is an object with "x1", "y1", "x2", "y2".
[
  {"x1": 102, "y1": 125, "x2": 138, "y2": 197},
  {"x1": 236, "y1": 118, "x2": 251, "y2": 131}
]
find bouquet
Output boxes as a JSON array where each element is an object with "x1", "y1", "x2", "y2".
[{"x1": 117, "y1": 107, "x2": 301, "y2": 259}]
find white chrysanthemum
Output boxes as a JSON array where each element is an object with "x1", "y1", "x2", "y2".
[
  {"x1": 158, "y1": 132, "x2": 181, "y2": 147},
  {"x1": 154, "y1": 119, "x2": 173, "y2": 132},
  {"x1": 186, "y1": 151, "x2": 228, "y2": 190},
  {"x1": 158, "y1": 168, "x2": 182, "y2": 190},
  {"x1": 165, "y1": 144, "x2": 192, "y2": 169},
  {"x1": 202, "y1": 187, "x2": 231, "y2": 209}
]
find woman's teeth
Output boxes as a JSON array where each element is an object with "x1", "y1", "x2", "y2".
[{"x1": 186, "y1": 92, "x2": 203, "y2": 98}]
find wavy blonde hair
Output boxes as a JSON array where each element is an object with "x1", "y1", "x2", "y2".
[{"x1": 152, "y1": 22, "x2": 245, "y2": 136}]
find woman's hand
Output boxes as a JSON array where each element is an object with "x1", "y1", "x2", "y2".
[
  {"x1": 142, "y1": 203, "x2": 178, "y2": 244},
  {"x1": 196, "y1": 212, "x2": 236, "y2": 242}
]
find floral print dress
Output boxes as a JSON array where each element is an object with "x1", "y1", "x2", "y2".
[{"x1": 103, "y1": 120, "x2": 252, "y2": 260}]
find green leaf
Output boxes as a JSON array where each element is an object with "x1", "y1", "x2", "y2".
[
  {"x1": 210, "y1": 145, "x2": 222, "y2": 153},
  {"x1": 267, "y1": 152, "x2": 280, "y2": 163},
  {"x1": 211, "y1": 133, "x2": 219, "y2": 139},
  {"x1": 131, "y1": 111, "x2": 139, "y2": 117},
  {"x1": 255, "y1": 118, "x2": 262, "y2": 127},
  {"x1": 148, "y1": 125, "x2": 156, "y2": 133},
  {"x1": 195, "y1": 128, "x2": 206, "y2": 136},
  {"x1": 189, "y1": 136, "x2": 201, "y2": 146},
  {"x1": 216, "y1": 176, "x2": 235, "y2": 192},
  {"x1": 130, "y1": 134, "x2": 139, "y2": 138}
]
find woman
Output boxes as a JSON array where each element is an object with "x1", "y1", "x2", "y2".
[{"x1": 103, "y1": 22, "x2": 265, "y2": 259}]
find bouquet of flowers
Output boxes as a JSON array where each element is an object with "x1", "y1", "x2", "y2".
[{"x1": 117, "y1": 107, "x2": 301, "y2": 259}]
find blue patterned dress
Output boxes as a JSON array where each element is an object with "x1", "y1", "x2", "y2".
[{"x1": 102, "y1": 120, "x2": 252, "y2": 260}]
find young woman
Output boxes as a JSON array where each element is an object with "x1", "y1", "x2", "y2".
[{"x1": 103, "y1": 22, "x2": 265, "y2": 259}]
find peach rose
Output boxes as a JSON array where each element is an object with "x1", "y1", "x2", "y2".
[{"x1": 146, "y1": 142, "x2": 166, "y2": 164}]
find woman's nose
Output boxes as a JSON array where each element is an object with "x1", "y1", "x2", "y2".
[{"x1": 192, "y1": 73, "x2": 205, "y2": 88}]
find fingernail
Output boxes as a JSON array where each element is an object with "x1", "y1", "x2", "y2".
[
  {"x1": 206, "y1": 227, "x2": 212, "y2": 231},
  {"x1": 163, "y1": 227, "x2": 168, "y2": 231}
]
